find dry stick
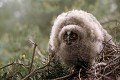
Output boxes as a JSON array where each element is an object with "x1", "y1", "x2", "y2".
[
  {"x1": 29, "y1": 39, "x2": 46, "y2": 63},
  {"x1": 97, "y1": 65, "x2": 120, "y2": 80},
  {"x1": 29, "y1": 43, "x2": 37, "y2": 73},
  {"x1": 100, "y1": 39, "x2": 113, "y2": 54},
  {"x1": 78, "y1": 69, "x2": 82, "y2": 80},
  {"x1": 97, "y1": 73, "x2": 111, "y2": 80},
  {"x1": 0, "y1": 62, "x2": 14, "y2": 70},
  {"x1": 107, "y1": 54, "x2": 120, "y2": 65},
  {"x1": 22, "y1": 68, "x2": 36, "y2": 80},
  {"x1": 0, "y1": 62, "x2": 27, "y2": 70},
  {"x1": 22, "y1": 53, "x2": 55, "y2": 80},
  {"x1": 53, "y1": 72, "x2": 78, "y2": 80},
  {"x1": 22, "y1": 39, "x2": 50, "y2": 80},
  {"x1": 96, "y1": 39, "x2": 113, "y2": 61},
  {"x1": 102, "y1": 55, "x2": 120, "y2": 74},
  {"x1": 22, "y1": 63, "x2": 50, "y2": 80}
]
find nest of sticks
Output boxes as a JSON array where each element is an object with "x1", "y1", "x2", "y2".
[
  {"x1": 88, "y1": 41, "x2": 120, "y2": 80},
  {"x1": 54, "y1": 41, "x2": 120, "y2": 80}
]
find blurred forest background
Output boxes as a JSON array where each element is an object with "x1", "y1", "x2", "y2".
[{"x1": 0, "y1": 0, "x2": 120, "y2": 65}]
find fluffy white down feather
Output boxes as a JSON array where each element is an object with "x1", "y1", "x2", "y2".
[{"x1": 48, "y1": 10, "x2": 114, "y2": 66}]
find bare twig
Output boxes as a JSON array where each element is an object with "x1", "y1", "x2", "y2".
[
  {"x1": 97, "y1": 73, "x2": 111, "y2": 80},
  {"x1": 0, "y1": 62, "x2": 14, "y2": 70},
  {"x1": 22, "y1": 52, "x2": 55, "y2": 80},
  {"x1": 29, "y1": 42, "x2": 37, "y2": 73},
  {"x1": 28, "y1": 38, "x2": 47, "y2": 63},
  {"x1": 97, "y1": 65, "x2": 120, "y2": 80},
  {"x1": 0, "y1": 62, "x2": 27, "y2": 70},
  {"x1": 53, "y1": 72, "x2": 78, "y2": 80},
  {"x1": 79, "y1": 69, "x2": 82, "y2": 80}
]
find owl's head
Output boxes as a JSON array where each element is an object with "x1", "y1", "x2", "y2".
[{"x1": 59, "y1": 25, "x2": 86, "y2": 46}]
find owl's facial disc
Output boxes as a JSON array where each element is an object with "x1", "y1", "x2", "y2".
[{"x1": 63, "y1": 31, "x2": 78, "y2": 45}]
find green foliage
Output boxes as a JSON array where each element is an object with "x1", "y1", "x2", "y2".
[
  {"x1": 0, "y1": 55, "x2": 68, "y2": 80},
  {"x1": 39, "y1": 59, "x2": 68, "y2": 79}
]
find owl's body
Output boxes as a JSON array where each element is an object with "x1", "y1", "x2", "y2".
[{"x1": 48, "y1": 10, "x2": 114, "y2": 68}]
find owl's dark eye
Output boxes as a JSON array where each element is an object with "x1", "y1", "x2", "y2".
[
  {"x1": 70, "y1": 31, "x2": 78, "y2": 41},
  {"x1": 73, "y1": 34, "x2": 77, "y2": 39}
]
